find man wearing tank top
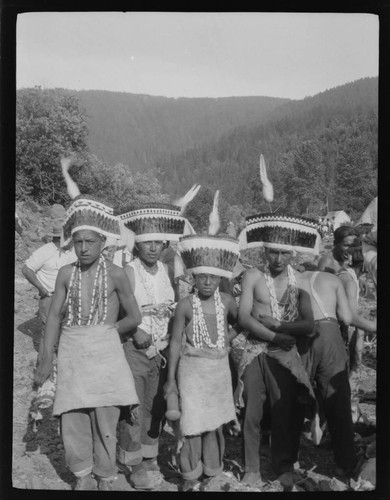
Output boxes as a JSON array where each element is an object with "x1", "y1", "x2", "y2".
[
  {"x1": 296, "y1": 270, "x2": 359, "y2": 477},
  {"x1": 117, "y1": 239, "x2": 176, "y2": 490}
]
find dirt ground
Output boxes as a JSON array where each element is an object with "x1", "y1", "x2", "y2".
[{"x1": 12, "y1": 204, "x2": 377, "y2": 492}]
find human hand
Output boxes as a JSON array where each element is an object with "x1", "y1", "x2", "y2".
[
  {"x1": 38, "y1": 288, "x2": 51, "y2": 298},
  {"x1": 34, "y1": 357, "x2": 53, "y2": 386},
  {"x1": 273, "y1": 333, "x2": 296, "y2": 351},
  {"x1": 258, "y1": 314, "x2": 281, "y2": 332},
  {"x1": 163, "y1": 380, "x2": 178, "y2": 399},
  {"x1": 132, "y1": 329, "x2": 152, "y2": 349}
]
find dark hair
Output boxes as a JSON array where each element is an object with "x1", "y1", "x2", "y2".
[{"x1": 333, "y1": 226, "x2": 355, "y2": 245}]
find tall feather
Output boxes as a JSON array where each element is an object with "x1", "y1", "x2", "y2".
[
  {"x1": 208, "y1": 190, "x2": 220, "y2": 236},
  {"x1": 61, "y1": 157, "x2": 80, "y2": 199},
  {"x1": 174, "y1": 184, "x2": 201, "y2": 214},
  {"x1": 259, "y1": 154, "x2": 274, "y2": 203}
]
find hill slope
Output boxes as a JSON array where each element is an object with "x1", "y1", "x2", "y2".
[
  {"x1": 76, "y1": 90, "x2": 290, "y2": 168},
  {"x1": 156, "y1": 77, "x2": 378, "y2": 216}
]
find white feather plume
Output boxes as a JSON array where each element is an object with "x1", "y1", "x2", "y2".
[
  {"x1": 61, "y1": 157, "x2": 80, "y2": 199},
  {"x1": 174, "y1": 184, "x2": 201, "y2": 214},
  {"x1": 259, "y1": 154, "x2": 274, "y2": 203},
  {"x1": 208, "y1": 190, "x2": 220, "y2": 236}
]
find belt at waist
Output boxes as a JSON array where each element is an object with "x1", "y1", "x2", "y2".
[{"x1": 314, "y1": 317, "x2": 338, "y2": 324}]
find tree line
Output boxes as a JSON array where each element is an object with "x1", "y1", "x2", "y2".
[{"x1": 16, "y1": 79, "x2": 377, "y2": 233}]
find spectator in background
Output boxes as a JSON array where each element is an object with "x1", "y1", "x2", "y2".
[
  {"x1": 22, "y1": 223, "x2": 77, "y2": 361},
  {"x1": 317, "y1": 226, "x2": 356, "y2": 275}
]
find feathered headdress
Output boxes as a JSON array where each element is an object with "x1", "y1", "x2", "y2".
[
  {"x1": 60, "y1": 157, "x2": 121, "y2": 245},
  {"x1": 178, "y1": 190, "x2": 240, "y2": 278},
  {"x1": 259, "y1": 154, "x2": 274, "y2": 203},
  {"x1": 115, "y1": 184, "x2": 200, "y2": 244},
  {"x1": 240, "y1": 213, "x2": 321, "y2": 255}
]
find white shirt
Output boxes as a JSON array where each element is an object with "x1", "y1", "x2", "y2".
[
  {"x1": 25, "y1": 242, "x2": 77, "y2": 293},
  {"x1": 129, "y1": 258, "x2": 174, "y2": 338}
]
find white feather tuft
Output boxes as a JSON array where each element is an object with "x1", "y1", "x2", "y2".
[
  {"x1": 174, "y1": 184, "x2": 201, "y2": 214},
  {"x1": 61, "y1": 157, "x2": 80, "y2": 199},
  {"x1": 259, "y1": 154, "x2": 274, "y2": 203},
  {"x1": 208, "y1": 190, "x2": 220, "y2": 236}
]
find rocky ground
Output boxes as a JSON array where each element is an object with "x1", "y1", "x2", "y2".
[{"x1": 12, "y1": 201, "x2": 377, "y2": 492}]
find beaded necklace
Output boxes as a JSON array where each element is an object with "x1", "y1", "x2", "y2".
[
  {"x1": 192, "y1": 288, "x2": 226, "y2": 349},
  {"x1": 264, "y1": 263, "x2": 299, "y2": 321},
  {"x1": 66, "y1": 254, "x2": 108, "y2": 327}
]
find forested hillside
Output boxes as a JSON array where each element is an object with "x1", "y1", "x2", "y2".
[
  {"x1": 16, "y1": 77, "x2": 377, "y2": 232},
  {"x1": 156, "y1": 77, "x2": 378, "y2": 219},
  {"x1": 76, "y1": 90, "x2": 289, "y2": 168}
]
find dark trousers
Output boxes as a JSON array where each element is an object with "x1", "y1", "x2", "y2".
[
  {"x1": 242, "y1": 353, "x2": 305, "y2": 475},
  {"x1": 118, "y1": 340, "x2": 167, "y2": 466},
  {"x1": 298, "y1": 318, "x2": 357, "y2": 471}
]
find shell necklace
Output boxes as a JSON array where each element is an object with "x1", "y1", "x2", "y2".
[
  {"x1": 66, "y1": 254, "x2": 108, "y2": 327},
  {"x1": 264, "y1": 263, "x2": 298, "y2": 321},
  {"x1": 192, "y1": 288, "x2": 225, "y2": 349},
  {"x1": 133, "y1": 258, "x2": 172, "y2": 342}
]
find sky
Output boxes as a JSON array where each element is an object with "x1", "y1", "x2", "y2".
[{"x1": 16, "y1": 12, "x2": 379, "y2": 100}]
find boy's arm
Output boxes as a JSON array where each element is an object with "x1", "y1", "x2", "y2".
[
  {"x1": 223, "y1": 293, "x2": 242, "y2": 343},
  {"x1": 113, "y1": 268, "x2": 142, "y2": 336},
  {"x1": 164, "y1": 299, "x2": 188, "y2": 395},
  {"x1": 34, "y1": 267, "x2": 68, "y2": 386}
]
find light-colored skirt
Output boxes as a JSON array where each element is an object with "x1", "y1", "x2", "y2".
[
  {"x1": 53, "y1": 324, "x2": 139, "y2": 416},
  {"x1": 178, "y1": 345, "x2": 236, "y2": 437}
]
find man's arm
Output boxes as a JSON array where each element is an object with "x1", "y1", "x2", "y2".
[
  {"x1": 22, "y1": 264, "x2": 51, "y2": 297},
  {"x1": 335, "y1": 279, "x2": 353, "y2": 325},
  {"x1": 238, "y1": 270, "x2": 274, "y2": 342},
  {"x1": 34, "y1": 267, "x2": 68, "y2": 386},
  {"x1": 340, "y1": 274, "x2": 376, "y2": 332},
  {"x1": 113, "y1": 268, "x2": 142, "y2": 336},
  {"x1": 164, "y1": 299, "x2": 188, "y2": 395}
]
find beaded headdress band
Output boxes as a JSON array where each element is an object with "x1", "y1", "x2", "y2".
[
  {"x1": 62, "y1": 196, "x2": 121, "y2": 246},
  {"x1": 117, "y1": 203, "x2": 187, "y2": 243},
  {"x1": 116, "y1": 185, "x2": 201, "y2": 244},
  {"x1": 240, "y1": 213, "x2": 321, "y2": 255}
]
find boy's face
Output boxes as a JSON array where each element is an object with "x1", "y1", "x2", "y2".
[
  {"x1": 73, "y1": 230, "x2": 105, "y2": 265},
  {"x1": 136, "y1": 240, "x2": 165, "y2": 266},
  {"x1": 195, "y1": 273, "x2": 221, "y2": 297},
  {"x1": 265, "y1": 247, "x2": 293, "y2": 273}
]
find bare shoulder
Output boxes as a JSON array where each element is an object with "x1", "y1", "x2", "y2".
[
  {"x1": 220, "y1": 291, "x2": 236, "y2": 308},
  {"x1": 58, "y1": 263, "x2": 75, "y2": 283},
  {"x1": 243, "y1": 267, "x2": 263, "y2": 283},
  {"x1": 106, "y1": 260, "x2": 127, "y2": 281},
  {"x1": 176, "y1": 295, "x2": 192, "y2": 318}
]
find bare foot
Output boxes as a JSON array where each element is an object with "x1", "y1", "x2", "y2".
[{"x1": 241, "y1": 472, "x2": 262, "y2": 485}]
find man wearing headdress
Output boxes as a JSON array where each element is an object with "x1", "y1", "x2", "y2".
[
  {"x1": 163, "y1": 202, "x2": 241, "y2": 491},
  {"x1": 236, "y1": 213, "x2": 319, "y2": 486},
  {"x1": 115, "y1": 199, "x2": 197, "y2": 490},
  {"x1": 34, "y1": 192, "x2": 142, "y2": 491}
]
